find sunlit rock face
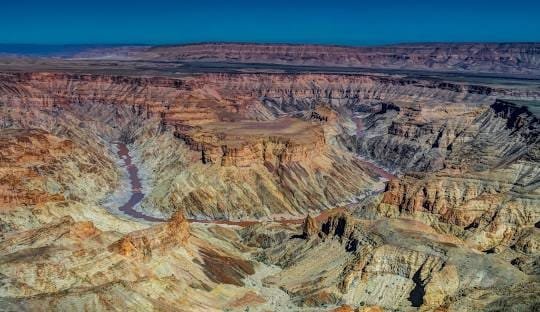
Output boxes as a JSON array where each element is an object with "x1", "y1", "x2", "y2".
[
  {"x1": 243, "y1": 211, "x2": 536, "y2": 311},
  {"x1": 0, "y1": 61, "x2": 538, "y2": 311},
  {"x1": 0, "y1": 129, "x2": 117, "y2": 224},
  {"x1": 108, "y1": 211, "x2": 190, "y2": 258},
  {"x1": 377, "y1": 100, "x2": 539, "y2": 251}
]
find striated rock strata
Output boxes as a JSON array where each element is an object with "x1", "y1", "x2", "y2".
[{"x1": 75, "y1": 42, "x2": 540, "y2": 75}]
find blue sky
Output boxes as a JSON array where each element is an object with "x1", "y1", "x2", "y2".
[{"x1": 1, "y1": 0, "x2": 539, "y2": 45}]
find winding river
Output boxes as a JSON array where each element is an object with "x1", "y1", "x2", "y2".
[
  {"x1": 113, "y1": 143, "x2": 165, "y2": 222},
  {"x1": 110, "y1": 115, "x2": 395, "y2": 225}
]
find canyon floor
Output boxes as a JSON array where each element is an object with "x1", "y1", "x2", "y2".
[{"x1": 0, "y1": 43, "x2": 539, "y2": 311}]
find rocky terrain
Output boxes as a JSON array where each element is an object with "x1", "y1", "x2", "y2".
[
  {"x1": 0, "y1": 48, "x2": 538, "y2": 311},
  {"x1": 243, "y1": 212, "x2": 538, "y2": 311}
]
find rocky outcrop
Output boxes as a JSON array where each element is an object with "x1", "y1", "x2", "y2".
[
  {"x1": 252, "y1": 213, "x2": 531, "y2": 311},
  {"x1": 355, "y1": 100, "x2": 484, "y2": 172},
  {"x1": 356, "y1": 96, "x2": 539, "y2": 172},
  {"x1": 109, "y1": 211, "x2": 190, "y2": 258},
  {"x1": 174, "y1": 118, "x2": 326, "y2": 167},
  {"x1": 0, "y1": 212, "x2": 274, "y2": 311},
  {"x1": 301, "y1": 214, "x2": 318, "y2": 239},
  {"x1": 0, "y1": 216, "x2": 99, "y2": 256}
]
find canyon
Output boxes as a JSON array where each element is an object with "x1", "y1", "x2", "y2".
[{"x1": 0, "y1": 43, "x2": 538, "y2": 311}]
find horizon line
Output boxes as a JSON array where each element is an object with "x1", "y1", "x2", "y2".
[{"x1": 1, "y1": 40, "x2": 539, "y2": 48}]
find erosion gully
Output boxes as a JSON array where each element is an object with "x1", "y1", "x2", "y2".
[{"x1": 112, "y1": 117, "x2": 395, "y2": 225}]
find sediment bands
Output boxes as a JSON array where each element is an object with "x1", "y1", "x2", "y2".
[
  {"x1": 2, "y1": 72, "x2": 537, "y2": 114},
  {"x1": 76, "y1": 42, "x2": 540, "y2": 75}
]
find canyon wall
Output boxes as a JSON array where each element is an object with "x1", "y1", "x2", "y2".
[
  {"x1": 1, "y1": 72, "x2": 538, "y2": 220},
  {"x1": 242, "y1": 212, "x2": 536, "y2": 310},
  {"x1": 377, "y1": 99, "x2": 539, "y2": 251}
]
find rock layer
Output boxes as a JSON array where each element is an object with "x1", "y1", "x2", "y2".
[{"x1": 76, "y1": 42, "x2": 540, "y2": 75}]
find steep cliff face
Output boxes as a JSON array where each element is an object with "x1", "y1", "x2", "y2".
[
  {"x1": 108, "y1": 211, "x2": 190, "y2": 258},
  {"x1": 76, "y1": 42, "x2": 540, "y2": 75},
  {"x1": 2, "y1": 73, "x2": 538, "y2": 143},
  {"x1": 174, "y1": 117, "x2": 326, "y2": 166},
  {"x1": 355, "y1": 100, "x2": 484, "y2": 172},
  {"x1": 133, "y1": 126, "x2": 378, "y2": 220},
  {"x1": 3, "y1": 72, "x2": 536, "y2": 118},
  {"x1": 378, "y1": 100, "x2": 540, "y2": 251},
  {"x1": 352, "y1": 96, "x2": 539, "y2": 172},
  {"x1": 445, "y1": 99, "x2": 538, "y2": 170},
  {"x1": 244, "y1": 212, "x2": 533, "y2": 311},
  {"x1": 0, "y1": 129, "x2": 117, "y2": 214}
]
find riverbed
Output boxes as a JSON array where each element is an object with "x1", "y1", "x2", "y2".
[
  {"x1": 102, "y1": 143, "x2": 165, "y2": 222},
  {"x1": 104, "y1": 131, "x2": 395, "y2": 225}
]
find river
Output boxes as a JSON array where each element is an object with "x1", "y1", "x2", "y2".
[
  {"x1": 108, "y1": 115, "x2": 395, "y2": 225},
  {"x1": 112, "y1": 143, "x2": 165, "y2": 222}
]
